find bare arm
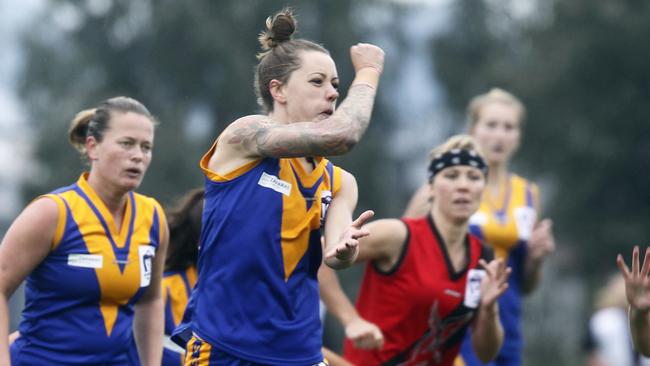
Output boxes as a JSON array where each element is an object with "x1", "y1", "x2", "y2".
[
  {"x1": 521, "y1": 218, "x2": 555, "y2": 294},
  {"x1": 0, "y1": 198, "x2": 59, "y2": 364},
  {"x1": 133, "y1": 221, "x2": 168, "y2": 366},
  {"x1": 323, "y1": 171, "x2": 373, "y2": 270},
  {"x1": 356, "y1": 219, "x2": 407, "y2": 269},
  {"x1": 209, "y1": 44, "x2": 384, "y2": 174},
  {"x1": 471, "y1": 258, "x2": 511, "y2": 363},
  {"x1": 617, "y1": 246, "x2": 650, "y2": 356},
  {"x1": 229, "y1": 82, "x2": 377, "y2": 158},
  {"x1": 318, "y1": 265, "x2": 383, "y2": 350},
  {"x1": 402, "y1": 183, "x2": 431, "y2": 218},
  {"x1": 521, "y1": 185, "x2": 554, "y2": 294}
]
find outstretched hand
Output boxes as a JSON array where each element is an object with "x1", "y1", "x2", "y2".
[
  {"x1": 479, "y1": 258, "x2": 511, "y2": 307},
  {"x1": 617, "y1": 246, "x2": 650, "y2": 312},
  {"x1": 325, "y1": 210, "x2": 374, "y2": 267},
  {"x1": 345, "y1": 316, "x2": 384, "y2": 350}
]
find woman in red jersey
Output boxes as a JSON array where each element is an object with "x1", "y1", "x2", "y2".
[{"x1": 343, "y1": 135, "x2": 510, "y2": 366}]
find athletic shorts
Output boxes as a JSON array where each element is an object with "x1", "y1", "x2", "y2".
[{"x1": 184, "y1": 335, "x2": 329, "y2": 366}]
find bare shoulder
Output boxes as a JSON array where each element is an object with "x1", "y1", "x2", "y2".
[
  {"x1": 1, "y1": 196, "x2": 60, "y2": 252},
  {"x1": 22, "y1": 196, "x2": 60, "y2": 224},
  {"x1": 339, "y1": 169, "x2": 357, "y2": 185},
  {"x1": 219, "y1": 114, "x2": 273, "y2": 148},
  {"x1": 208, "y1": 115, "x2": 272, "y2": 173}
]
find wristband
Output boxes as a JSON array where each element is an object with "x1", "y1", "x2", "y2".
[{"x1": 351, "y1": 68, "x2": 381, "y2": 89}]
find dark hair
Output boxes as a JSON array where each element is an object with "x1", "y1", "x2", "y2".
[
  {"x1": 164, "y1": 188, "x2": 204, "y2": 272},
  {"x1": 68, "y1": 96, "x2": 156, "y2": 155},
  {"x1": 255, "y1": 8, "x2": 329, "y2": 113}
]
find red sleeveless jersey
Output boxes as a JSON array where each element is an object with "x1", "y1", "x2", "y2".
[{"x1": 344, "y1": 215, "x2": 492, "y2": 366}]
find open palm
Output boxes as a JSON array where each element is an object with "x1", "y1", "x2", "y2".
[
  {"x1": 617, "y1": 246, "x2": 650, "y2": 311},
  {"x1": 479, "y1": 258, "x2": 511, "y2": 307}
]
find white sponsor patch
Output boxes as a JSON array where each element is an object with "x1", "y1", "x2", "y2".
[
  {"x1": 514, "y1": 206, "x2": 537, "y2": 241},
  {"x1": 139, "y1": 245, "x2": 156, "y2": 287},
  {"x1": 469, "y1": 212, "x2": 488, "y2": 227},
  {"x1": 258, "y1": 172, "x2": 292, "y2": 196},
  {"x1": 464, "y1": 269, "x2": 486, "y2": 309},
  {"x1": 68, "y1": 254, "x2": 103, "y2": 269}
]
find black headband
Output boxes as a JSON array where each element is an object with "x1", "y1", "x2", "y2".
[{"x1": 427, "y1": 149, "x2": 488, "y2": 181}]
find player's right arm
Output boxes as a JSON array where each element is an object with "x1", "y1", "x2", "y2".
[
  {"x1": 0, "y1": 197, "x2": 58, "y2": 364},
  {"x1": 208, "y1": 44, "x2": 384, "y2": 174}
]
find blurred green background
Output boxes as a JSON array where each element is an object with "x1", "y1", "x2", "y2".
[{"x1": 1, "y1": 0, "x2": 649, "y2": 364}]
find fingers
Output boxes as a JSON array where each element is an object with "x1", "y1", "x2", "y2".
[
  {"x1": 633, "y1": 246, "x2": 640, "y2": 275},
  {"x1": 337, "y1": 241, "x2": 359, "y2": 254},
  {"x1": 641, "y1": 247, "x2": 650, "y2": 278},
  {"x1": 351, "y1": 327, "x2": 384, "y2": 350},
  {"x1": 479, "y1": 258, "x2": 504, "y2": 276},
  {"x1": 540, "y1": 218, "x2": 553, "y2": 230},
  {"x1": 478, "y1": 258, "x2": 489, "y2": 270},
  {"x1": 350, "y1": 44, "x2": 385, "y2": 74},
  {"x1": 325, "y1": 242, "x2": 359, "y2": 262},
  {"x1": 351, "y1": 210, "x2": 374, "y2": 229},
  {"x1": 617, "y1": 253, "x2": 631, "y2": 278},
  {"x1": 350, "y1": 228, "x2": 370, "y2": 240},
  {"x1": 353, "y1": 332, "x2": 383, "y2": 349}
]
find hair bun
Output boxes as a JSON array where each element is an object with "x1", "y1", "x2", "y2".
[
  {"x1": 258, "y1": 8, "x2": 296, "y2": 51},
  {"x1": 68, "y1": 108, "x2": 96, "y2": 153}
]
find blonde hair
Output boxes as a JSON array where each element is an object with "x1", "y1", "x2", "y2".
[
  {"x1": 428, "y1": 134, "x2": 484, "y2": 163},
  {"x1": 467, "y1": 88, "x2": 526, "y2": 128},
  {"x1": 68, "y1": 108, "x2": 97, "y2": 154}
]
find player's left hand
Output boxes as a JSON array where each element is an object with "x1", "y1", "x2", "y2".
[
  {"x1": 324, "y1": 210, "x2": 374, "y2": 264},
  {"x1": 528, "y1": 219, "x2": 555, "y2": 262},
  {"x1": 479, "y1": 258, "x2": 511, "y2": 307},
  {"x1": 617, "y1": 246, "x2": 650, "y2": 312}
]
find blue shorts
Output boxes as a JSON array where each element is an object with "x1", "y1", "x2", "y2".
[
  {"x1": 455, "y1": 335, "x2": 520, "y2": 366},
  {"x1": 184, "y1": 335, "x2": 329, "y2": 366}
]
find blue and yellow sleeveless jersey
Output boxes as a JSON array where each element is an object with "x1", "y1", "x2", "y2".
[
  {"x1": 10, "y1": 173, "x2": 166, "y2": 365},
  {"x1": 184, "y1": 142, "x2": 341, "y2": 365},
  {"x1": 458, "y1": 174, "x2": 539, "y2": 366},
  {"x1": 161, "y1": 266, "x2": 197, "y2": 366}
]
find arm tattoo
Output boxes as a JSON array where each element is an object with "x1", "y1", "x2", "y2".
[
  {"x1": 336, "y1": 84, "x2": 376, "y2": 142},
  {"x1": 232, "y1": 84, "x2": 377, "y2": 158}
]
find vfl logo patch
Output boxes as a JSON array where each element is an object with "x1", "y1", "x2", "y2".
[
  {"x1": 67, "y1": 254, "x2": 103, "y2": 269},
  {"x1": 139, "y1": 245, "x2": 156, "y2": 287},
  {"x1": 469, "y1": 212, "x2": 488, "y2": 227},
  {"x1": 320, "y1": 190, "x2": 333, "y2": 226},
  {"x1": 514, "y1": 206, "x2": 537, "y2": 241},
  {"x1": 464, "y1": 269, "x2": 486, "y2": 308},
  {"x1": 258, "y1": 172, "x2": 292, "y2": 196}
]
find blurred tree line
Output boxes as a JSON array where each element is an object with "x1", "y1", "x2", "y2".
[
  {"x1": 14, "y1": 0, "x2": 650, "y2": 364},
  {"x1": 19, "y1": 0, "x2": 394, "y2": 213}
]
